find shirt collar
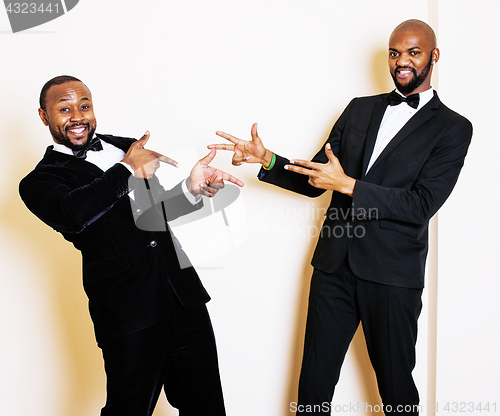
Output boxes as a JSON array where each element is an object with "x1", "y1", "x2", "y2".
[
  {"x1": 52, "y1": 142, "x2": 74, "y2": 155},
  {"x1": 52, "y1": 133, "x2": 97, "y2": 156}
]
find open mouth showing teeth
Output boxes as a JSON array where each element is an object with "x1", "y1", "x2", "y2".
[
  {"x1": 397, "y1": 68, "x2": 414, "y2": 77},
  {"x1": 67, "y1": 125, "x2": 87, "y2": 136}
]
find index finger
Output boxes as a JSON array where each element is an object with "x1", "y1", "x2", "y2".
[
  {"x1": 219, "y1": 170, "x2": 244, "y2": 187},
  {"x1": 154, "y1": 152, "x2": 179, "y2": 168},
  {"x1": 207, "y1": 143, "x2": 236, "y2": 151},
  {"x1": 289, "y1": 159, "x2": 321, "y2": 170},
  {"x1": 284, "y1": 164, "x2": 317, "y2": 177},
  {"x1": 215, "y1": 131, "x2": 241, "y2": 145}
]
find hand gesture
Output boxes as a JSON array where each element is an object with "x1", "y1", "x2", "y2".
[
  {"x1": 121, "y1": 131, "x2": 179, "y2": 178},
  {"x1": 186, "y1": 149, "x2": 244, "y2": 197},
  {"x1": 210, "y1": 123, "x2": 274, "y2": 167},
  {"x1": 285, "y1": 143, "x2": 356, "y2": 196}
]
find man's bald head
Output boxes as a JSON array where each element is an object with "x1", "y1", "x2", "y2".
[
  {"x1": 390, "y1": 19, "x2": 437, "y2": 49},
  {"x1": 388, "y1": 19, "x2": 439, "y2": 95}
]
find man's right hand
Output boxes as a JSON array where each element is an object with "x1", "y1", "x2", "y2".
[
  {"x1": 121, "y1": 131, "x2": 178, "y2": 178},
  {"x1": 210, "y1": 123, "x2": 274, "y2": 168}
]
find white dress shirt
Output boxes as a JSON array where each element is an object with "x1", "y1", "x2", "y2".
[{"x1": 365, "y1": 88, "x2": 434, "y2": 174}]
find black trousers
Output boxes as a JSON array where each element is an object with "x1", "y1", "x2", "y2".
[
  {"x1": 297, "y1": 259, "x2": 422, "y2": 415},
  {"x1": 99, "y1": 298, "x2": 225, "y2": 416}
]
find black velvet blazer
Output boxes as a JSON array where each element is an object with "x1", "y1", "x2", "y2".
[{"x1": 19, "y1": 134, "x2": 209, "y2": 344}]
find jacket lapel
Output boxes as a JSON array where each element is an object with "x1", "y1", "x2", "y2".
[{"x1": 363, "y1": 92, "x2": 440, "y2": 177}]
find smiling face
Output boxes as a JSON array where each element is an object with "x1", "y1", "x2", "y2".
[
  {"x1": 388, "y1": 21, "x2": 440, "y2": 96},
  {"x1": 38, "y1": 81, "x2": 97, "y2": 151}
]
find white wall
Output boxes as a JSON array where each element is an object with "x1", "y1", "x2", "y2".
[
  {"x1": 435, "y1": 0, "x2": 500, "y2": 412},
  {"x1": 0, "y1": 1, "x2": 497, "y2": 415}
]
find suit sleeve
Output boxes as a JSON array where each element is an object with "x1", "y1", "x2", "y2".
[
  {"x1": 351, "y1": 116, "x2": 473, "y2": 224},
  {"x1": 257, "y1": 99, "x2": 356, "y2": 197},
  {"x1": 132, "y1": 176, "x2": 203, "y2": 232},
  {"x1": 20, "y1": 163, "x2": 134, "y2": 234},
  {"x1": 20, "y1": 163, "x2": 201, "y2": 234}
]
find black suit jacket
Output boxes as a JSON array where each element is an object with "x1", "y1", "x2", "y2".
[
  {"x1": 19, "y1": 134, "x2": 210, "y2": 344},
  {"x1": 259, "y1": 92, "x2": 472, "y2": 288}
]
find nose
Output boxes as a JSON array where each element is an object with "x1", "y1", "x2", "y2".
[
  {"x1": 71, "y1": 108, "x2": 84, "y2": 122},
  {"x1": 397, "y1": 53, "x2": 411, "y2": 67}
]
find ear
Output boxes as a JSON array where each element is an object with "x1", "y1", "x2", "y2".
[
  {"x1": 431, "y1": 48, "x2": 440, "y2": 65},
  {"x1": 38, "y1": 108, "x2": 49, "y2": 126}
]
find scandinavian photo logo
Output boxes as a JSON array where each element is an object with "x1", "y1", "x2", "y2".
[{"x1": 4, "y1": 0, "x2": 79, "y2": 32}]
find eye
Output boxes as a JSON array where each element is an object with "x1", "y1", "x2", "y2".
[
  {"x1": 60, "y1": 108, "x2": 70, "y2": 113},
  {"x1": 389, "y1": 52, "x2": 399, "y2": 58},
  {"x1": 410, "y1": 51, "x2": 420, "y2": 56},
  {"x1": 81, "y1": 105, "x2": 90, "y2": 110}
]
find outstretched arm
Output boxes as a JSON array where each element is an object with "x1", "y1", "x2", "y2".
[{"x1": 210, "y1": 122, "x2": 329, "y2": 198}]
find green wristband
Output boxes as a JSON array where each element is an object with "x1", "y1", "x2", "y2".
[{"x1": 263, "y1": 152, "x2": 276, "y2": 170}]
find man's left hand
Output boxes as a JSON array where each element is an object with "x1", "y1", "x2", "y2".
[
  {"x1": 186, "y1": 149, "x2": 244, "y2": 197},
  {"x1": 285, "y1": 143, "x2": 356, "y2": 196}
]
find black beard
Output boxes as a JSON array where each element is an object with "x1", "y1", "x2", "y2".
[
  {"x1": 50, "y1": 122, "x2": 96, "y2": 151},
  {"x1": 391, "y1": 56, "x2": 433, "y2": 95}
]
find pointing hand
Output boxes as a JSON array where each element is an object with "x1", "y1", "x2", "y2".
[
  {"x1": 209, "y1": 123, "x2": 274, "y2": 168},
  {"x1": 186, "y1": 149, "x2": 244, "y2": 197},
  {"x1": 121, "y1": 131, "x2": 179, "y2": 178}
]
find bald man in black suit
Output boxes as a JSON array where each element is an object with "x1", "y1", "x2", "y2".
[{"x1": 211, "y1": 20, "x2": 472, "y2": 415}]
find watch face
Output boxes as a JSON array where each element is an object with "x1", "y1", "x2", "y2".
[{"x1": 4, "y1": 0, "x2": 79, "y2": 33}]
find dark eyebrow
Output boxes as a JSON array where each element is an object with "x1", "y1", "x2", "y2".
[
  {"x1": 56, "y1": 96, "x2": 91, "y2": 104},
  {"x1": 389, "y1": 46, "x2": 422, "y2": 53}
]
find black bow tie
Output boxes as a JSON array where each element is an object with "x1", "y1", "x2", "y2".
[
  {"x1": 73, "y1": 136, "x2": 103, "y2": 159},
  {"x1": 387, "y1": 91, "x2": 420, "y2": 109}
]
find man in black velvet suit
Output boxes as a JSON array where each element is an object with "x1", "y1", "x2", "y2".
[
  {"x1": 211, "y1": 20, "x2": 472, "y2": 415},
  {"x1": 19, "y1": 75, "x2": 243, "y2": 416}
]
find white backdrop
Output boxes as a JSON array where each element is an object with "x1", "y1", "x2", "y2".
[
  {"x1": 0, "y1": 1, "x2": 498, "y2": 415},
  {"x1": 436, "y1": 0, "x2": 500, "y2": 412}
]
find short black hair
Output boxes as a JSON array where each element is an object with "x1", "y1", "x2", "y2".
[{"x1": 39, "y1": 75, "x2": 84, "y2": 111}]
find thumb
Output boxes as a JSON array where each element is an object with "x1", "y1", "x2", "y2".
[
  {"x1": 250, "y1": 123, "x2": 260, "y2": 143},
  {"x1": 137, "y1": 131, "x2": 150, "y2": 147},
  {"x1": 325, "y1": 143, "x2": 336, "y2": 162},
  {"x1": 200, "y1": 148, "x2": 216, "y2": 165}
]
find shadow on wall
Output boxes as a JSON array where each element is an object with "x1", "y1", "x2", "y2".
[
  {"x1": 2, "y1": 123, "x2": 105, "y2": 416},
  {"x1": 372, "y1": 47, "x2": 394, "y2": 94}
]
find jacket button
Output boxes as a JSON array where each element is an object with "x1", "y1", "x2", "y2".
[{"x1": 149, "y1": 240, "x2": 157, "y2": 248}]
